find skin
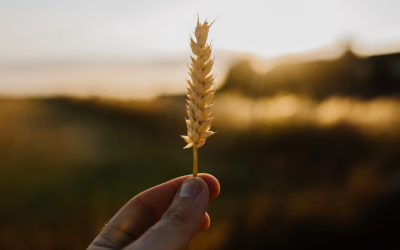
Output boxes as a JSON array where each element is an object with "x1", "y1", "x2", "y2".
[{"x1": 88, "y1": 174, "x2": 220, "y2": 250}]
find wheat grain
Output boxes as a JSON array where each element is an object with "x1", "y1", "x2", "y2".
[{"x1": 181, "y1": 16, "x2": 217, "y2": 177}]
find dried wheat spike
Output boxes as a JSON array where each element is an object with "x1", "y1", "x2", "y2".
[{"x1": 181, "y1": 17, "x2": 216, "y2": 151}]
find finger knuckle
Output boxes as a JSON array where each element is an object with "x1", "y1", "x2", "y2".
[{"x1": 163, "y1": 206, "x2": 190, "y2": 224}]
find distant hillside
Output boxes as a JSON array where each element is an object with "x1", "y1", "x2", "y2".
[{"x1": 219, "y1": 51, "x2": 400, "y2": 100}]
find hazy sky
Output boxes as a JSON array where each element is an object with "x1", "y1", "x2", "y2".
[
  {"x1": 1, "y1": 0, "x2": 400, "y2": 99},
  {"x1": 1, "y1": 0, "x2": 400, "y2": 63}
]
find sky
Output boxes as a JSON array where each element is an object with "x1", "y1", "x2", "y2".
[{"x1": 1, "y1": 0, "x2": 400, "y2": 98}]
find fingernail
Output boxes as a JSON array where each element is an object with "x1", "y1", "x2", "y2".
[{"x1": 179, "y1": 178, "x2": 202, "y2": 197}]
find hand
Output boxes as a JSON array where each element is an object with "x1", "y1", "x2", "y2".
[{"x1": 88, "y1": 174, "x2": 220, "y2": 250}]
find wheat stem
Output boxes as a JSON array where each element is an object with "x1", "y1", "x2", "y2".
[{"x1": 193, "y1": 146, "x2": 198, "y2": 177}]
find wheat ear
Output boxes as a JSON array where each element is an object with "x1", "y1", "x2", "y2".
[{"x1": 181, "y1": 17, "x2": 217, "y2": 177}]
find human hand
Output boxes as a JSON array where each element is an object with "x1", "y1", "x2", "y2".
[{"x1": 87, "y1": 174, "x2": 220, "y2": 250}]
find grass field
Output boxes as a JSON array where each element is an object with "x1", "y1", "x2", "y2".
[{"x1": 0, "y1": 94, "x2": 399, "y2": 249}]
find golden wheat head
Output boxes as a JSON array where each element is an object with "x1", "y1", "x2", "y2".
[{"x1": 181, "y1": 17, "x2": 216, "y2": 151}]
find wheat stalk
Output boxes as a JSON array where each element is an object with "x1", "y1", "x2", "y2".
[{"x1": 181, "y1": 16, "x2": 217, "y2": 177}]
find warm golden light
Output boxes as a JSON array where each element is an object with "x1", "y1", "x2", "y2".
[{"x1": 214, "y1": 94, "x2": 400, "y2": 135}]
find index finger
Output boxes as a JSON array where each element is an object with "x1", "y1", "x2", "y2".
[{"x1": 130, "y1": 173, "x2": 219, "y2": 223}]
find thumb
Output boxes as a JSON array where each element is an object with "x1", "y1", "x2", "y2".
[{"x1": 126, "y1": 177, "x2": 209, "y2": 250}]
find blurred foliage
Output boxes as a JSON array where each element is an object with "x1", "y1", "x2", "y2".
[
  {"x1": 220, "y1": 51, "x2": 400, "y2": 100},
  {"x1": 1, "y1": 51, "x2": 400, "y2": 249}
]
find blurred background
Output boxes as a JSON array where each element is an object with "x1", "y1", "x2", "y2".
[{"x1": 1, "y1": 0, "x2": 400, "y2": 249}]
